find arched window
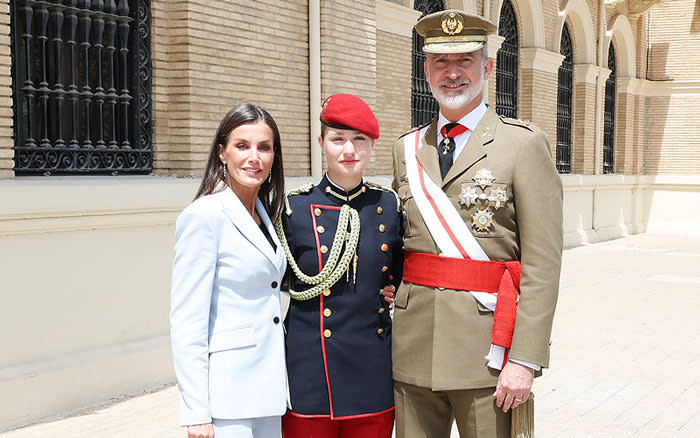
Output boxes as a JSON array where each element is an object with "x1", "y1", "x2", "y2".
[
  {"x1": 556, "y1": 24, "x2": 574, "y2": 174},
  {"x1": 496, "y1": 0, "x2": 519, "y2": 118},
  {"x1": 411, "y1": 0, "x2": 444, "y2": 127},
  {"x1": 603, "y1": 44, "x2": 616, "y2": 174}
]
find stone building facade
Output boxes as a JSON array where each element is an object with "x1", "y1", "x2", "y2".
[{"x1": 1, "y1": 0, "x2": 699, "y2": 431}]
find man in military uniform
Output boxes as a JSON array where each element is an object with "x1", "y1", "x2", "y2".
[
  {"x1": 279, "y1": 94, "x2": 402, "y2": 437},
  {"x1": 389, "y1": 10, "x2": 563, "y2": 438}
]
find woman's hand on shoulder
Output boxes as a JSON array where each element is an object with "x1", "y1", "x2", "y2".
[{"x1": 187, "y1": 423, "x2": 214, "y2": 438}]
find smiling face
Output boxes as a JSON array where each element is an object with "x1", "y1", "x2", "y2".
[
  {"x1": 320, "y1": 127, "x2": 374, "y2": 189},
  {"x1": 218, "y1": 121, "x2": 275, "y2": 195},
  {"x1": 425, "y1": 49, "x2": 494, "y2": 118}
]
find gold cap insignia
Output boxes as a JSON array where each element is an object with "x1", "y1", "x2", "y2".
[{"x1": 441, "y1": 12, "x2": 464, "y2": 35}]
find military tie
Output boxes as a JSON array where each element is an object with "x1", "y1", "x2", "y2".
[{"x1": 438, "y1": 122, "x2": 468, "y2": 180}]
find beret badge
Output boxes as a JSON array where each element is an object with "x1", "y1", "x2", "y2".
[{"x1": 441, "y1": 12, "x2": 464, "y2": 35}]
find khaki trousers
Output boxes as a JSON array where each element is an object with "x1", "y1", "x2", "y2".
[{"x1": 394, "y1": 381, "x2": 510, "y2": 438}]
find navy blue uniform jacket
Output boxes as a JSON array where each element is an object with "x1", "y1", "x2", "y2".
[{"x1": 282, "y1": 175, "x2": 403, "y2": 419}]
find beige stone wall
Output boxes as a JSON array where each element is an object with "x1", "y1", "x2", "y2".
[
  {"x1": 0, "y1": 0, "x2": 11, "y2": 179},
  {"x1": 644, "y1": 0, "x2": 700, "y2": 175},
  {"x1": 648, "y1": 0, "x2": 700, "y2": 81},
  {"x1": 152, "y1": 0, "x2": 311, "y2": 178},
  {"x1": 320, "y1": 0, "x2": 378, "y2": 173},
  {"x1": 376, "y1": 30, "x2": 411, "y2": 175},
  {"x1": 645, "y1": 94, "x2": 700, "y2": 175}
]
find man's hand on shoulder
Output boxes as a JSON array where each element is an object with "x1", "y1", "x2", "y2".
[{"x1": 494, "y1": 361, "x2": 534, "y2": 412}]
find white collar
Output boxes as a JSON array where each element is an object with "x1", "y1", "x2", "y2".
[{"x1": 437, "y1": 100, "x2": 487, "y2": 137}]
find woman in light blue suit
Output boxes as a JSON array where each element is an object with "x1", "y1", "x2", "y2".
[{"x1": 170, "y1": 104, "x2": 288, "y2": 438}]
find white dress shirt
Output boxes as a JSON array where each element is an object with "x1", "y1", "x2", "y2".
[{"x1": 437, "y1": 100, "x2": 487, "y2": 164}]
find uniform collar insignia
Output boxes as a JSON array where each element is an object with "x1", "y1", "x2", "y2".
[{"x1": 321, "y1": 174, "x2": 366, "y2": 203}]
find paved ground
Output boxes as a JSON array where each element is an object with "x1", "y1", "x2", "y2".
[{"x1": 3, "y1": 232, "x2": 700, "y2": 437}]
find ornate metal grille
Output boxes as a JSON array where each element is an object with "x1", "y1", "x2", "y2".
[
  {"x1": 556, "y1": 24, "x2": 573, "y2": 174},
  {"x1": 603, "y1": 44, "x2": 616, "y2": 174},
  {"x1": 496, "y1": 0, "x2": 519, "y2": 118},
  {"x1": 11, "y1": 0, "x2": 152, "y2": 175},
  {"x1": 411, "y1": 0, "x2": 444, "y2": 128}
]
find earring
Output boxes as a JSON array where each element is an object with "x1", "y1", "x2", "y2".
[
  {"x1": 268, "y1": 172, "x2": 272, "y2": 184},
  {"x1": 222, "y1": 162, "x2": 227, "y2": 181}
]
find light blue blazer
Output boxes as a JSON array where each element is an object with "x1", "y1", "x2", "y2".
[{"x1": 170, "y1": 186, "x2": 288, "y2": 426}]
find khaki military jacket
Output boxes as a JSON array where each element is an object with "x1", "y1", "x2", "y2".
[{"x1": 391, "y1": 108, "x2": 563, "y2": 390}]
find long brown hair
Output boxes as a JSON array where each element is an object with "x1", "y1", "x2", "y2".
[{"x1": 194, "y1": 104, "x2": 286, "y2": 222}]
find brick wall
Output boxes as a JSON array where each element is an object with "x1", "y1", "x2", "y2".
[
  {"x1": 152, "y1": 0, "x2": 311, "y2": 177},
  {"x1": 645, "y1": 94, "x2": 700, "y2": 175},
  {"x1": 644, "y1": 0, "x2": 700, "y2": 175},
  {"x1": 376, "y1": 30, "x2": 412, "y2": 175},
  {"x1": 0, "y1": 0, "x2": 11, "y2": 179},
  {"x1": 320, "y1": 0, "x2": 378, "y2": 173},
  {"x1": 648, "y1": 0, "x2": 700, "y2": 81}
]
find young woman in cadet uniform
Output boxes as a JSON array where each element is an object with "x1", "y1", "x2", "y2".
[{"x1": 277, "y1": 94, "x2": 402, "y2": 438}]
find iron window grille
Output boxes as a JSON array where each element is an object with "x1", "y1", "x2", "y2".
[
  {"x1": 603, "y1": 44, "x2": 616, "y2": 174},
  {"x1": 11, "y1": 0, "x2": 152, "y2": 175},
  {"x1": 556, "y1": 24, "x2": 574, "y2": 174},
  {"x1": 411, "y1": 0, "x2": 444, "y2": 128},
  {"x1": 496, "y1": 0, "x2": 518, "y2": 119}
]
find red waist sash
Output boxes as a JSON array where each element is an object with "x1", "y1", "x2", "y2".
[{"x1": 402, "y1": 251, "x2": 521, "y2": 348}]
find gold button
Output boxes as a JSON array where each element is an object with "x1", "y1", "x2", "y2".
[
  {"x1": 381, "y1": 265, "x2": 389, "y2": 272},
  {"x1": 438, "y1": 286, "x2": 445, "y2": 290},
  {"x1": 325, "y1": 186, "x2": 331, "y2": 193},
  {"x1": 314, "y1": 208, "x2": 322, "y2": 217},
  {"x1": 323, "y1": 289, "x2": 331, "y2": 296},
  {"x1": 361, "y1": 186, "x2": 367, "y2": 192},
  {"x1": 376, "y1": 206, "x2": 383, "y2": 215},
  {"x1": 323, "y1": 308, "x2": 332, "y2": 317},
  {"x1": 378, "y1": 224, "x2": 386, "y2": 232},
  {"x1": 438, "y1": 252, "x2": 445, "y2": 257},
  {"x1": 320, "y1": 245, "x2": 328, "y2": 254},
  {"x1": 324, "y1": 329, "x2": 332, "y2": 338},
  {"x1": 317, "y1": 225, "x2": 325, "y2": 234},
  {"x1": 381, "y1": 243, "x2": 389, "y2": 252},
  {"x1": 377, "y1": 328, "x2": 384, "y2": 335},
  {"x1": 378, "y1": 307, "x2": 385, "y2": 314}
]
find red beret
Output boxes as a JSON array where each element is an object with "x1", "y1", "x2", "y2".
[{"x1": 320, "y1": 94, "x2": 380, "y2": 139}]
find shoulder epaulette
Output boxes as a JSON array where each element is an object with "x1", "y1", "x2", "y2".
[
  {"x1": 499, "y1": 116, "x2": 534, "y2": 132},
  {"x1": 365, "y1": 181, "x2": 400, "y2": 212},
  {"x1": 284, "y1": 182, "x2": 314, "y2": 216}
]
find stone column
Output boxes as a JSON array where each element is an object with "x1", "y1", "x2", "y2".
[
  {"x1": 616, "y1": 77, "x2": 645, "y2": 175},
  {"x1": 572, "y1": 64, "x2": 598, "y2": 174},
  {"x1": 519, "y1": 48, "x2": 565, "y2": 156}
]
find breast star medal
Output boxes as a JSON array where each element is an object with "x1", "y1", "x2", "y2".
[
  {"x1": 460, "y1": 184, "x2": 479, "y2": 207},
  {"x1": 472, "y1": 208, "x2": 494, "y2": 232},
  {"x1": 473, "y1": 168, "x2": 495, "y2": 188}
]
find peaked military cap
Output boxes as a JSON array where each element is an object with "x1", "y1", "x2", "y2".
[{"x1": 415, "y1": 9, "x2": 497, "y2": 54}]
